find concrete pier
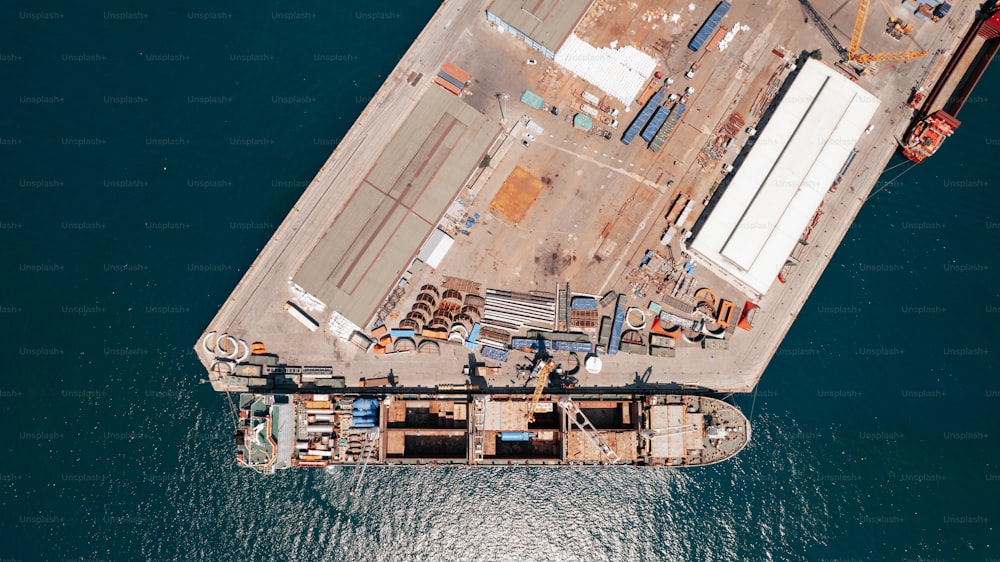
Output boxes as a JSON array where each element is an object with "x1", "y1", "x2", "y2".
[{"x1": 197, "y1": 0, "x2": 983, "y2": 394}]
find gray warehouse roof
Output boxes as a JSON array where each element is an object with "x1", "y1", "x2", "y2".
[
  {"x1": 487, "y1": 0, "x2": 594, "y2": 54},
  {"x1": 294, "y1": 87, "x2": 499, "y2": 328}
]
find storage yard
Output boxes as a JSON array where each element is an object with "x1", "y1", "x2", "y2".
[{"x1": 197, "y1": 0, "x2": 983, "y2": 398}]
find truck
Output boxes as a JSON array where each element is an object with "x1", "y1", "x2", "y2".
[{"x1": 636, "y1": 72, "x2": 664, "y2": 105}]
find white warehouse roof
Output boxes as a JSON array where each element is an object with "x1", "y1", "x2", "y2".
[
  {"x1": 688, "y1": 59, "x2": 880, "y2": 298},
  {"x1": 419, "y1": 228, "x2": 454, "y2": 269}
]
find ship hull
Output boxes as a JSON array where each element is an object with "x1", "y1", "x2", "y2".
[
  {"x1": 902, "y1": 6, "x2": 1000, "y2": 161},
  {"x1": 234, "y1": 392, "x2": 752, "y2": 472}
]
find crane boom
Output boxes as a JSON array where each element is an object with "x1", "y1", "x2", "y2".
[
  {"x1": 799, "y1": 0, "x2": 846, "y2": 56},
  {"x1": 349, "y1": 428, "x2": 380, "y2": 495},
  {"x1": 848, "y1": 0, "x2": 871, "y2": 59},
  {"x1": 559, "y1": 398, "x2": 620, "y2": 464},
  {"x1": 856, "y1": 49, "x2": 927, "y2": 64},
  {"x1": 525, "y1": 361, "x2": 555, "y2": 423},
  {"x1": 640, "y1": 424, "x2": 699, "y2": 437},
  {"x1": 846, "y1": 0, "x2": 926, "y2": 69}
]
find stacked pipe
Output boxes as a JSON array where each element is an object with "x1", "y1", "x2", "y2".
[
  {"x1": 463, "y1": 294, "x2": 486, "y2": 308},
  {"x1": 477, "y1": 327, "x2": 513, "y2": 350},
  {"x1": 483, "y1": 289, "x2": 555, "y2": 333}
]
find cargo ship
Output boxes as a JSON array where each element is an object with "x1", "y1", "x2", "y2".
[
  {"x1": 902, "y1": 4, "x2": 1000, "y2": 162},
  {"x1": 234, "y1": 390, "x2": 750, "y2": 475}
]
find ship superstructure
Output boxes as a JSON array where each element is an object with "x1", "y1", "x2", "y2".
[{"x1": 903, "y1": 5, "x2": 1000, "y2": 162}]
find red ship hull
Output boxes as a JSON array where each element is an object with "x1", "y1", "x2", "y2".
[
  {"x1": 901, "y1": 6, "x2": 1000, "y2": 162},
  {"x1": 901, "y1": 110, "x2": 960, "y2": 163}
]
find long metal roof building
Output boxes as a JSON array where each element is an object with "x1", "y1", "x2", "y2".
[
  {"x1": 688, "y1": 59, "x2": 880, "y2": 298},
  {"x1": 293, "y1": 87, "x2": 498, "y2": 329},
  {"x1": 486, "y1": 0, "x2": 595, "y2": 58}
]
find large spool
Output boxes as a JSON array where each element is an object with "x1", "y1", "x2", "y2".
[{"x1": 439, "y1": 289, "x2": 463, "y2": 311}]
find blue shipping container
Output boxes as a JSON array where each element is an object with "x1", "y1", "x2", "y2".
[
  {"x1": 621, "y1": 90, "x2": 665, "y2": 145},
  {"x1": 500, "y1": 432, "x2": 535, "y2": 442},
  {"x1": 641, "y1": 106, "x2": 671, "y2": 142},
  {"x1": 689, "y1": 1, "x2": 731, "y2": 51},
  {"x1": 437, "y1": 71, "x2": 465, "y2": 90},
  {"x1": 480, "y1": 345, "x2": 510, "y2": 362},
  {"x1": 570, "y1": 296, "x2": 598, "y2": 310}
]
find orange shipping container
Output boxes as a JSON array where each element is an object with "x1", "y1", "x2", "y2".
[
  {"x1": 441, "y1": 61, "x2": 471, "y2": 84},
  {"x1": 433, "y1": 76, "x2": 462, "y2": 96}
]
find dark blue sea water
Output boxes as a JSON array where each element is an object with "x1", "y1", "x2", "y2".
[{"x1": 2, "y1": 2, "x2": 998, "y2": 560}]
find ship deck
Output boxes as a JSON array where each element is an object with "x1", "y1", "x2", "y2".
[
  {"x1": 234, "y1": 393, "x2": 749, "y2": 469},
  {"x1": 923, "y1": 19, "x2": 995, "y2": 118}
]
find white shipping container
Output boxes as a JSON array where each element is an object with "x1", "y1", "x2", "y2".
[{"x1": 284, "y1": 302, "x2": 319, "y2": 332}]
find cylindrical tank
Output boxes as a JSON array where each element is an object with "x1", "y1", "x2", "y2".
[
  {"x1": 499, "y1": 431, "x2": 536, "y2": 442},
  {"x1": 306, "y1": 424, "x2": 334, "y2": 433}
]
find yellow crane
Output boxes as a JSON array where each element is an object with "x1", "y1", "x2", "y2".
[
  {"x1": 847, "y1": 0, "x2": 926, "y2": 69},
  {"x1": 525, "y1": 360, "x2": 555, "y2": 423}
]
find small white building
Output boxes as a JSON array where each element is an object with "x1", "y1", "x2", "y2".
[{"x1": 418, "y1": 228, "x2": 454, "y2": 269}]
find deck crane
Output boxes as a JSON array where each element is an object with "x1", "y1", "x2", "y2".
[
  {"x1": 639, "y1": 424, "x2": 699, "y2": 438},
  {"x1": 559, "y1": 397, "x2": 620, "y2": 465},
  {"x1": 799, "y1": 0, "x2": 848, "y2": 57},
  {"x1": 847, "y1": 0, "x2": 927, "y2": 69},
  {"x1": 525, "y1": 360, "x2": 555, "y2": 423},
  {"x1": 348, "y1": 428, "x2": 380, "y2": 495}
]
